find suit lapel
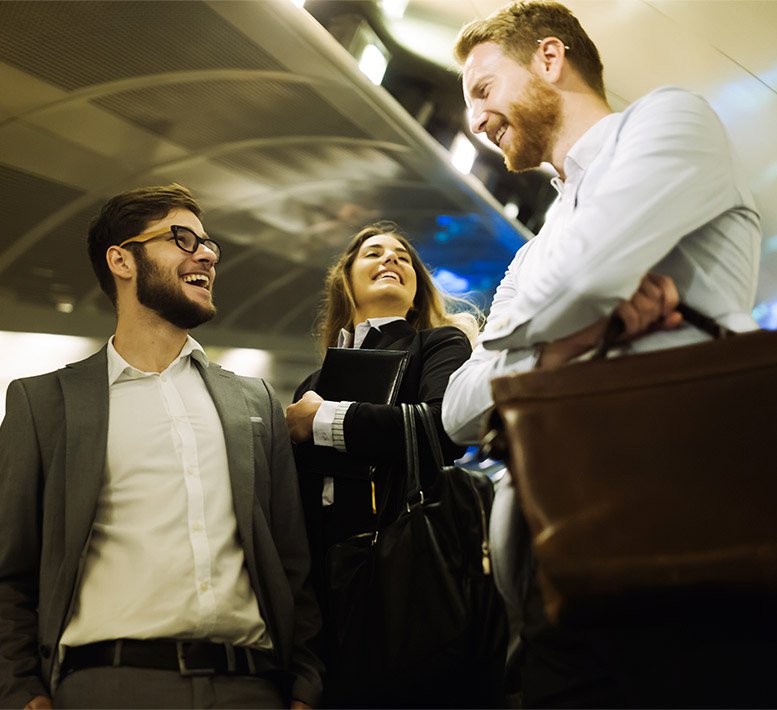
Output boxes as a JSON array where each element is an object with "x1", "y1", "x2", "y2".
[
  {"x1": 361, "y1": 319, "x2": 416, "y2": 350},
  {"x1": 197, "y1": 362, "x2": 256, "y2": 567},
  {"x1": 60, "y1": 348, "x2": 110, "y2": 570}
]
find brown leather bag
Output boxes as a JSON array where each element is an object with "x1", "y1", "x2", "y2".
[{"x1": 488, "y1": 304, "x2": 777, "y2": 621}]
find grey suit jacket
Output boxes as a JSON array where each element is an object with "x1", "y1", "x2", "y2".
[{"x1": 0, "y1": 347, "x2": 323, "y2": 708}]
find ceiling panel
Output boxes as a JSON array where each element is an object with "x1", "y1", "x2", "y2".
[{"x1": 0, "y1": 0, "x2": 521, "y2": 357}]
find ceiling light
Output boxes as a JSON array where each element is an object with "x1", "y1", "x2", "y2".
[
  {"x1": 358, "y1": 42, "x2": 389, "y2": 85},
  {"x1": 504, "y1": 201, "x2": 519, "y2": 219},
  {"x1": 55, "y1": 301, "x2": 75, "y2": 314},
  {"x1": 450, "y1": 133, "x2": 477, "y2": 174},
  {"x1": 381, "y1": 0, "x2": 409, "y2": 19}
]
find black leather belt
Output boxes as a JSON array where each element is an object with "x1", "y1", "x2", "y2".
[{"x1": 61, "y1": 639, "x2": 277, "y2": 678}]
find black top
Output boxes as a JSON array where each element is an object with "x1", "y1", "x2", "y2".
[{"x1": 292, "y1": 321, "x2": 472, "y2": 600}]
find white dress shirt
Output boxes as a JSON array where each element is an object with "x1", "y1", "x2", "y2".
[
  {"x1": 443, "y1": 86, "x2": 761, "y2": 444},
  {"x1": 60, "y1": 336, "x2": 271, "y2": 650}
]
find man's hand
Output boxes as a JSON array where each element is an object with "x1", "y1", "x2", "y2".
[
  {"x1": 538, "y1": 273, "x2": 681, "y2": 369},
  {"x1": 24, "y1": 696, "x2": 52, "y2": 710},
  {"x1": 285, "y1": 390, "x2": 324, "y2": 443},
  {"x1": 291, "y1": 701, "x2": 312, "y2": 710},
  {"x1": 615, "y1": 273, "x2": 682, "y2": 338}
]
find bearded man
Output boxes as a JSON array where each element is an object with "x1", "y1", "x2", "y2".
[
  {"x1": 442, "y1": 2, "x2": 765, "y2": 707},
  {"x1": 0, "y1": 184, "x2": 322, "y2": 709}
]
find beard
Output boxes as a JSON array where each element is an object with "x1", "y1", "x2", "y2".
[
  {"x1": 134, "y1": 249, "x2": 216, "y2": 330},
  {"x1": 502, "y1": 75, "x2": 562, "y2": 173}
]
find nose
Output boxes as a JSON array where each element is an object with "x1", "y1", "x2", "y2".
[
  {"x1": 469, "y1": 105, "x2": 488, "y2": 134},
  {"x1": 381, "y1": 249, "x2": 399, "y2": 265},
  {"x1": 195, "y1": 242, "x2": 218, "y2": 266}
]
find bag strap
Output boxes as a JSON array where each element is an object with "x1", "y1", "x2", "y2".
[
  {"x1": 414, "y1": 403, "x2": 446, "y2": 471},
  {"x1": 593, "y1": 300, "x2": 734, "y2": 359},
  {"x1": 401, "y1": 403, "x2": 424, "y2": 507}
]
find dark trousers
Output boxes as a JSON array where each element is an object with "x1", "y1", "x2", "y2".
[{"x1": 54, "y1": 666, "x2": 285, "y2": 709}]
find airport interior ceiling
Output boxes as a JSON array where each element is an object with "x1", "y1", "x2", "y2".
[{"x1": 1, "y1": 0, "x2": 776, "y2": 366}]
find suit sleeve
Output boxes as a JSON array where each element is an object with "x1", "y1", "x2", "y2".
[
  {"x1": 342, "y1": 327, "x2": 472, "y2": 465},
  {"x1": 262, "y1": 381, "x2": 324, "y2": 706},
  {"x1": 0, "y1": 380, "x2": 49, "y2": 707}
]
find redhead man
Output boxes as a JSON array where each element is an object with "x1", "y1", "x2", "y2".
[{"x1": 443, "y1": 2, "x2": 765, "y2": 707}]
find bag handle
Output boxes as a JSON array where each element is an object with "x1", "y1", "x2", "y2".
[
  {"x1": 401, "y1": 403, "x2": 424, "y2": 507},
  {"x1": 593, "y1": 301, "x2": 734, "y2": 359},
  {"x1": 414, "y1": 403, "x2": 446, "y2": 471}
]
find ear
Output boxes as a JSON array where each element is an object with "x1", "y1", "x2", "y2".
[
  {"x1": 106, "y1": 245, "x2": 135, "y2": 282},
  {"x1": 533, "y1": 37, "x2": 567, "y2": 84}
]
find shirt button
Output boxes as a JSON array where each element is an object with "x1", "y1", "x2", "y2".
[
  {"x1": 192, "y1": 521, "x2": 202, "y2": 532},
  {"x1": 200, "y1": 581, "x2": 209, "y2": 592},
  {"x1": 321, "y1": 433, "x2": 329, "y2": 441}
]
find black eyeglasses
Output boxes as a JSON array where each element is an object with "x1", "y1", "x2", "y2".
[{"x1": 119, "y1": 225, "x2": 221, "y2": 263}]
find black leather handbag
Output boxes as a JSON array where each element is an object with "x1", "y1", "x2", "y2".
[{"x1": 325, "y1": 403, "x2": 505, "y2": 706}]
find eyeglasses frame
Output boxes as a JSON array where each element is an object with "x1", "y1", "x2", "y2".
[{"x1": 118, "y1": 225, "x2": 221, "y2": 263}]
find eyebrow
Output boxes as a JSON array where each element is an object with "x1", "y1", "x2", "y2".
[{"x1": 362, "y1": 243, "x2": 410, "y2": 254}]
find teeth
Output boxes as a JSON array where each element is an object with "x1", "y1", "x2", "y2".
[
  {"x1": 495, "y1": 126, "x2": 506, "y2": 145},
  {"x1": 377, "y1": 272, "x2": 399, "y2": 281},
  {"x1": 182, "y1": 274, "x2": 210, "y2": 287}
]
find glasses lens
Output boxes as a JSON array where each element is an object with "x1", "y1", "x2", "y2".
[
  {"x1": 173, "y1": 226, "x2": 198, "y2": 252},
  {"x1": 172, "y1": 226, "x2": 220, "y2": 262},
  {"x1": 202, "y1": 239, "x2": 221, "y2": 263}
]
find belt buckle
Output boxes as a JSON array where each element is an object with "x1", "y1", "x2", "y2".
[{"x1": 176, "y1": 642, "x2": 217, "y2": 677}]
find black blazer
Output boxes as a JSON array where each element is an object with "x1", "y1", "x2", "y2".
[{"x1": 292, "y1": 321, "x2": 472, "y2": 606}]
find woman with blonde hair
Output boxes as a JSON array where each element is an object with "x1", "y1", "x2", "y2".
[{"x1": 286, "y1": 223, "x2": 504, "y2": 708}]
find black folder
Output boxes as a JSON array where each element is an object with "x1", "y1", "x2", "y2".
[{"x1": 316, "y1": 348, "x2": 409, "y2": 404}]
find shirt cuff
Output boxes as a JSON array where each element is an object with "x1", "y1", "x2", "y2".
[
  {"x1": 499, "y1": 345, "x2": 541, "y2": 373},
  {"x1": 312, "y1": 400, "x2": 338, "y2": 447},
  {"x1": 312, "y1": 400, "x2": 353, "y2": 451},
  {"x1": 332, "y1": 401, "x2": 352, "y2": 452}
]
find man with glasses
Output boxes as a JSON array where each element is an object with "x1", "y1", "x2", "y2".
[
  {"x1": 442, "y1": 1, "x2": 764, "y2": 707},
  {"x1": 0, "y1": 184, "x2": 322, "y2": 709}
]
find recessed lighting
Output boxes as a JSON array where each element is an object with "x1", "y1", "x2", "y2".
[
  {"x1": 358, "y1": 42, "x2": 389, "y2": 85},
  {"x1": 504, "y1": 201, "x2": 519, "y2": 219},
  {"x1": 450, "y1": 133, "x2": 477, "y2": 174},
  {"x1": 381, "y1": 0, "x2": 409, "y2": 19}
]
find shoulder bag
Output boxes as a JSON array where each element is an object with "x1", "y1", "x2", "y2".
[
  {"x1": 325, "y1": 403, "x2": 506, "y2": 704},
  {"x1": 488, "y1": 303, "x2": 777, "y2": 621}
]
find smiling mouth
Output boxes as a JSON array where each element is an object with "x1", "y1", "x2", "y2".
[
  {"x1": 375, "y1": 271, "x2": 402, "y2": 284},
  {"x1": 494, "y1": 125, "x2": 507, "y2": 147},
  {"x1": 181, "y1": 273, "x2": 211, "y2": 290}
]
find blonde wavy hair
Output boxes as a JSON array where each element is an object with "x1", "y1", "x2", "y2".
[{"x1": 316, "y1": 223, "x2": 482, "y2": 356}]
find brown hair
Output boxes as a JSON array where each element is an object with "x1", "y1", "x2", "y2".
[
  {"x1": 454, "y1": 1, "x2": 605, "y2": 100},
  {"x1": 316, "y1": 222, "x2": 481, "y2": 356},
  {"x1": 87, "y1": 183, "x2": 201, "y2": 306}
]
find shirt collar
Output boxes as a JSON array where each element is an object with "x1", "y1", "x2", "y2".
[
  {"x1": 562, "y1": 112, "x2": 621, "y2": 186},
  {"x1": 107, "y1": 334, "x2": 208, "y2": 384},
  {"x1": 338, "y1": 316, "x2": 406, "y2": 349}
]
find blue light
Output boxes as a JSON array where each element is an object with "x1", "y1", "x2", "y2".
[
  {"x1": 433, "y1": 268, "x2": 470, "y2": 294},
  {"x1": 753, "y1": 301, "x2": 777, "y2": 330}
]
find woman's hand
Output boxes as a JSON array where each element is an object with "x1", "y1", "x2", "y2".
[{"x1": 285, "y1": 390, "x2": 324, "y2": 443}]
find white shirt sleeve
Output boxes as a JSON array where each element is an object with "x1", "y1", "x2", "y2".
[
  {"x1": 444, "y1": 87, "x2": 760, "y2": 445},
  {"x1": 312, "y1": 400, "x2": 352, "y2": 451},
  {"x1": 483, "y1": 87, "x2": 754, "y2": 351},
  {"x1": 442, "y1": 250, "x2": 540, "y2": 444}
]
